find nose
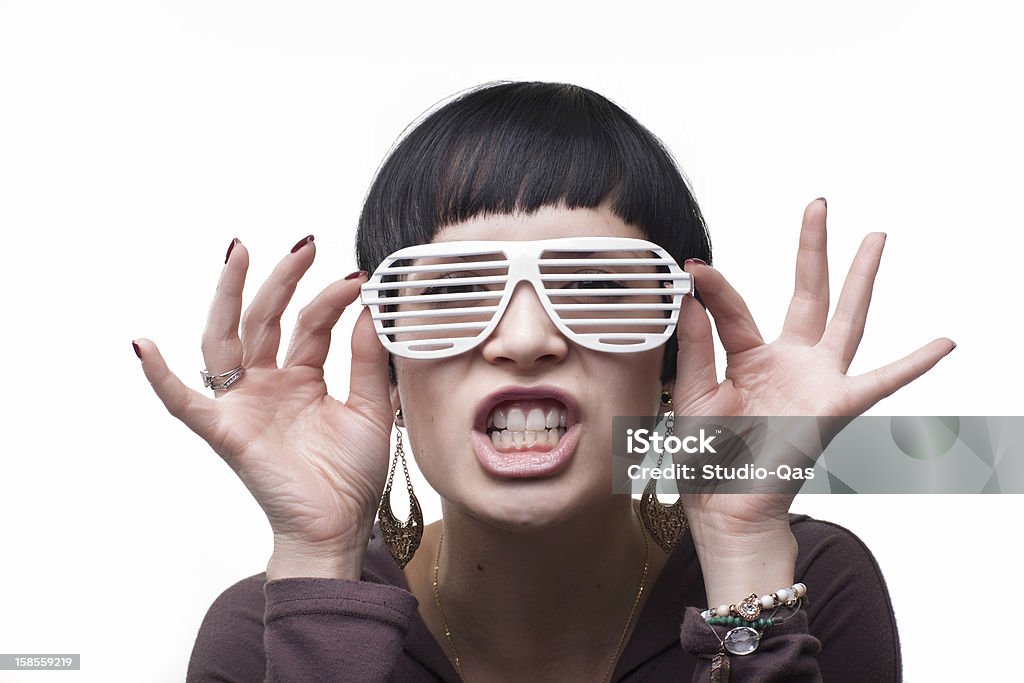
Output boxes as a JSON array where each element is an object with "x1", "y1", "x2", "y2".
[{"x1": 480, "y1": 280, "x2": 569, "y2": 369}]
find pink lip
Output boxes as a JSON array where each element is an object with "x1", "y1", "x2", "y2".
[{"x1": 472, "y1": 385, "x2": 581, "y2": 479}]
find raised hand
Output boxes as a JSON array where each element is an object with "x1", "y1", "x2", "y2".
[
  {"x1": 134, "y1": 237, "x2": 392, "y2": 579},
  {"x1": 670, "y1": 199, "x2": 954, "y2": 603}
]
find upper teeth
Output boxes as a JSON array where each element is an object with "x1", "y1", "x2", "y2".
[{"x1": 488, "y1": 404, "x2": 568, "y2": 431}]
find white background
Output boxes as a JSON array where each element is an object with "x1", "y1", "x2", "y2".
[{"x1": 1, "y1": 1, "x2": 1021, "y2": 681}]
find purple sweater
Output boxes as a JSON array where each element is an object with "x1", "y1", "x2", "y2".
[{"x1": 187, "y1": 515, "x2": 900, "y2": 682}]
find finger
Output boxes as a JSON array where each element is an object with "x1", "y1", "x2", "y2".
[
  {"x1": 780, "y1": 199, "x2": 829, "y2": 344},
  {"x1": 345, "y1": 306, "x2": 393, "y2": 428},
  {"x1": 820, "y1": 232, "x2": 886, "y2": 373},
  {"x1": 200, "y1": 239, "x2": 248, "y2": 395},
  {"x1": 846, "y1": 338, "x2": 956, "y2": 413},
  {"x1": 673, "y1": 295, "x2": 720, "y2": 405},
  {"x1": 283, "y1": 272, "x2": 366, "y2": 368},
  {"x1": 240, "y1": 235, "x2": 316, "y2": 368},
  {"x1": 685, "y1": 260, "x2": 764, "y2": 354},
  {"x1": 134, "y1": 338, "x2": 220, "y2": 433}
]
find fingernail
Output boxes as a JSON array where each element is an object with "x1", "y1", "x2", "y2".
[
  {"x1": 225, "y1": 238, "x2": 239, "y2": 264},
  {"x1": 684, "y1": 258, "x2": 708, "y2": 267},
  {"x1": 132, "y1": 341, "x2": 142, "y2": 360},
  {"x1": 291, "y1": 235, "x2": 315, "y2": 253},
  {"x1": 951, "y1": 341, "x2": 957, "y2": 350},
  {"x1": 816, "y1": 196, "x2": 827, "y2": 208},
  {"x1": 345, "y1": 270, "x2": 368, "y2": 280}
]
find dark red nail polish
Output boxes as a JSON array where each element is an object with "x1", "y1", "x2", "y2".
[
  {"x1": 345, "y1": 270, "x2": 368, "y2": 280},
  {"x1": 291, "y1": 235, "x2": 315, "y2": 253},
  {"x1": 225, "y1": 238, "x2": 239, "y2": 264},
  {"x1": 132, "y1": 341, "x2": 142, "y2": 359}
]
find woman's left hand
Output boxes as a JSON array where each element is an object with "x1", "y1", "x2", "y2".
[{"x1": 670, "y1": 198, "x2": 954, "y2": 600}]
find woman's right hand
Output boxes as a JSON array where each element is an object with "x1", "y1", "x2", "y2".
[{"x1": 134, "y1": 237, "x2": 393, "y2": 580}]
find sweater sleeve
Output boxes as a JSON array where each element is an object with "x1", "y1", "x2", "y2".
[
  {"x1": 679, "y1": 606, "x2": 822, "y2": 682},
  {"x1": 186, "y1": 573, "x2": 420, "y2": 683},
  {"x1": 677, "y1": 518, "x2": 901, "y2": 683}
]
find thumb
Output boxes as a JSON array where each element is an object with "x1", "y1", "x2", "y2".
[
  {"x1": 134, "y1": 337, "x2": 219, "y2": 432},
  {"x1": 346, "y1": 306, "x2": 392, "y2": 428}
]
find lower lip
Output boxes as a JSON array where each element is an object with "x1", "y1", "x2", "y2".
[{"x1": 471, "y1": 425, "x2": 580, "y2": 478}]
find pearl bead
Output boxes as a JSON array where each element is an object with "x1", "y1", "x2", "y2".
[
  {"x1": 794, "y1": 583, "x2": 806, "y2": 597},
  {"x1": 717, "y1": 604, "x2": 731, "y2": 618},
  {"x1": 760, "y1": 594, "x2": 774, "y2": 609},
  {"x1": 777, "y1": 588, "x2": 793, "y2": 603}
]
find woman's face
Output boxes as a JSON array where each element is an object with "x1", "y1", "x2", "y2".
[{"x1": 390, "y1": 205, "x2": 670, "y2": 531}]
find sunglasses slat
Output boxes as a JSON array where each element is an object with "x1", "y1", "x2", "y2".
[
  {"x1": 543, "y1": 288, "x2": 679, "y2": 296},
  {"x1": 539, "y1": 273, "x2": 690, "y2": 282},
  {"x1": 575, "y1": 333, "x2": 664, "y2": 339},
  {"x1": 363, "y1": 275, "x2": 509, "y2": 291},
  {"x1": 362, "y1": 290, "x2": 505, "y2": 305},
  {"x1": 557, "y1": 319, "x2": 676, "y2": 326},
  {"x1": 378, "y1": 260, "x2": 509, "y2": 275},
  {"x1": 382, "y1": 321, "x2": 491, "y2": 334},
  {"x1": 550, "y1": 303, "x2": 679, "y2": 311},
  {"x1": 538, "y1": 258, "x2": 667, "y2": 266},
  {"x1": 373, "y1": 306, "x2": 501, "y2": 320}
]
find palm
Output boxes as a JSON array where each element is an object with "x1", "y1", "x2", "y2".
[
  {"x1": 672, "y1": 200, "x2": 953, "y2": 523},
  {"x1": 699, "y1": 344, "x2": 851, "y2": 417},
  {"x1": 136, "y1": 240, "x2": 393, "y2": 549},
  {"x1": 207, "y1": 366, "x2": 390, "y2": 544}
]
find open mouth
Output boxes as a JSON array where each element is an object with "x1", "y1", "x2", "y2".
[
  {"x1": 473, "y1": 387, "x2": 580, "y2": 478},
  {"x1": 486, "y1": 398, "x2": 568, "y2": 452}
]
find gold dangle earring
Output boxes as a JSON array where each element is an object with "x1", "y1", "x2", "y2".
[
  {"x1": 378, "y1": 407, "x2": 423, "y2": 568},
  {"x1": 638, "y1": 391, "x2": 689, "y2": 553}
]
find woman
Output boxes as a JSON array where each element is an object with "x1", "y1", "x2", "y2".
[{"x1": 134, "y1": 82, "x2": 951, "y2": 681}]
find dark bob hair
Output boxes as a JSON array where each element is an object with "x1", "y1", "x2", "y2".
[{"x1": 355, "y1": 81, "x2": 712, "y2": 386}]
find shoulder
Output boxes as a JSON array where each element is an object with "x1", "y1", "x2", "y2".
[
  {"x1": 789, "y1": 513, "x2": 890, "y2": 591},
  {"x1": 788, "y1": 514, "x2": 902, "y2": 681},
  {"x1": 187, "y1": 573, "x2": 268, "y2": 681},
  {"x1": 187, "y1": 527, "x2": 412, "y2": 677},
  {"x1": 205, "y1": 572, "x2": 267, "y2": 617}
]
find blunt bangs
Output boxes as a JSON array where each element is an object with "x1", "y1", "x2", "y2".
[{"x1": 355, "y1": 82, "x2": 712, "y2": 385}]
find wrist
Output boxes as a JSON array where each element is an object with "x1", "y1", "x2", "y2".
[
  {"x1": 687, "y1": 513, "x2": 798, "y2": 609},
  {"x1": 267, "y1": 534, "x2": 367, "y2": 581}
]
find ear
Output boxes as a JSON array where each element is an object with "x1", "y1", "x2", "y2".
[{"x1": 389, "y1": 384, "x2": 404, "y2": 427}]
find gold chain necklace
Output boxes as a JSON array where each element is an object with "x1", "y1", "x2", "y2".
[{"x1": 431, "y1": 508, "x2": 650, "y2": 683}]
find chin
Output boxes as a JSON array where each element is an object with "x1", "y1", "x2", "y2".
[{"x1": 456, "y1": 479, "x2": 610, "y2": 534}]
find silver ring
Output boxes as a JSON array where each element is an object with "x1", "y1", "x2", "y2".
[{"x1": 201, "y1": 365, "x2": 245, "y2": 391}]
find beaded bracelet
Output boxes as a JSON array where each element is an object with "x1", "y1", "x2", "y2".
[
  {"x1": 701, "y1": 583, "x2": 807, "y2": 660},
  {"x1": 705, "y1": 616, "x2": 775, "y2": 628},
  {"x1": 701, "y1": 582, "x2": 807, "y2": 622}
]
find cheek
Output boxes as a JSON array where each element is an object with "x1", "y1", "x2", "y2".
[
  {"x1": 393, "y1": 366, "x2": 462, "y2": 468},
  {"x1": 592, "y1": 355, "x2": 663, "y2": 403}
]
